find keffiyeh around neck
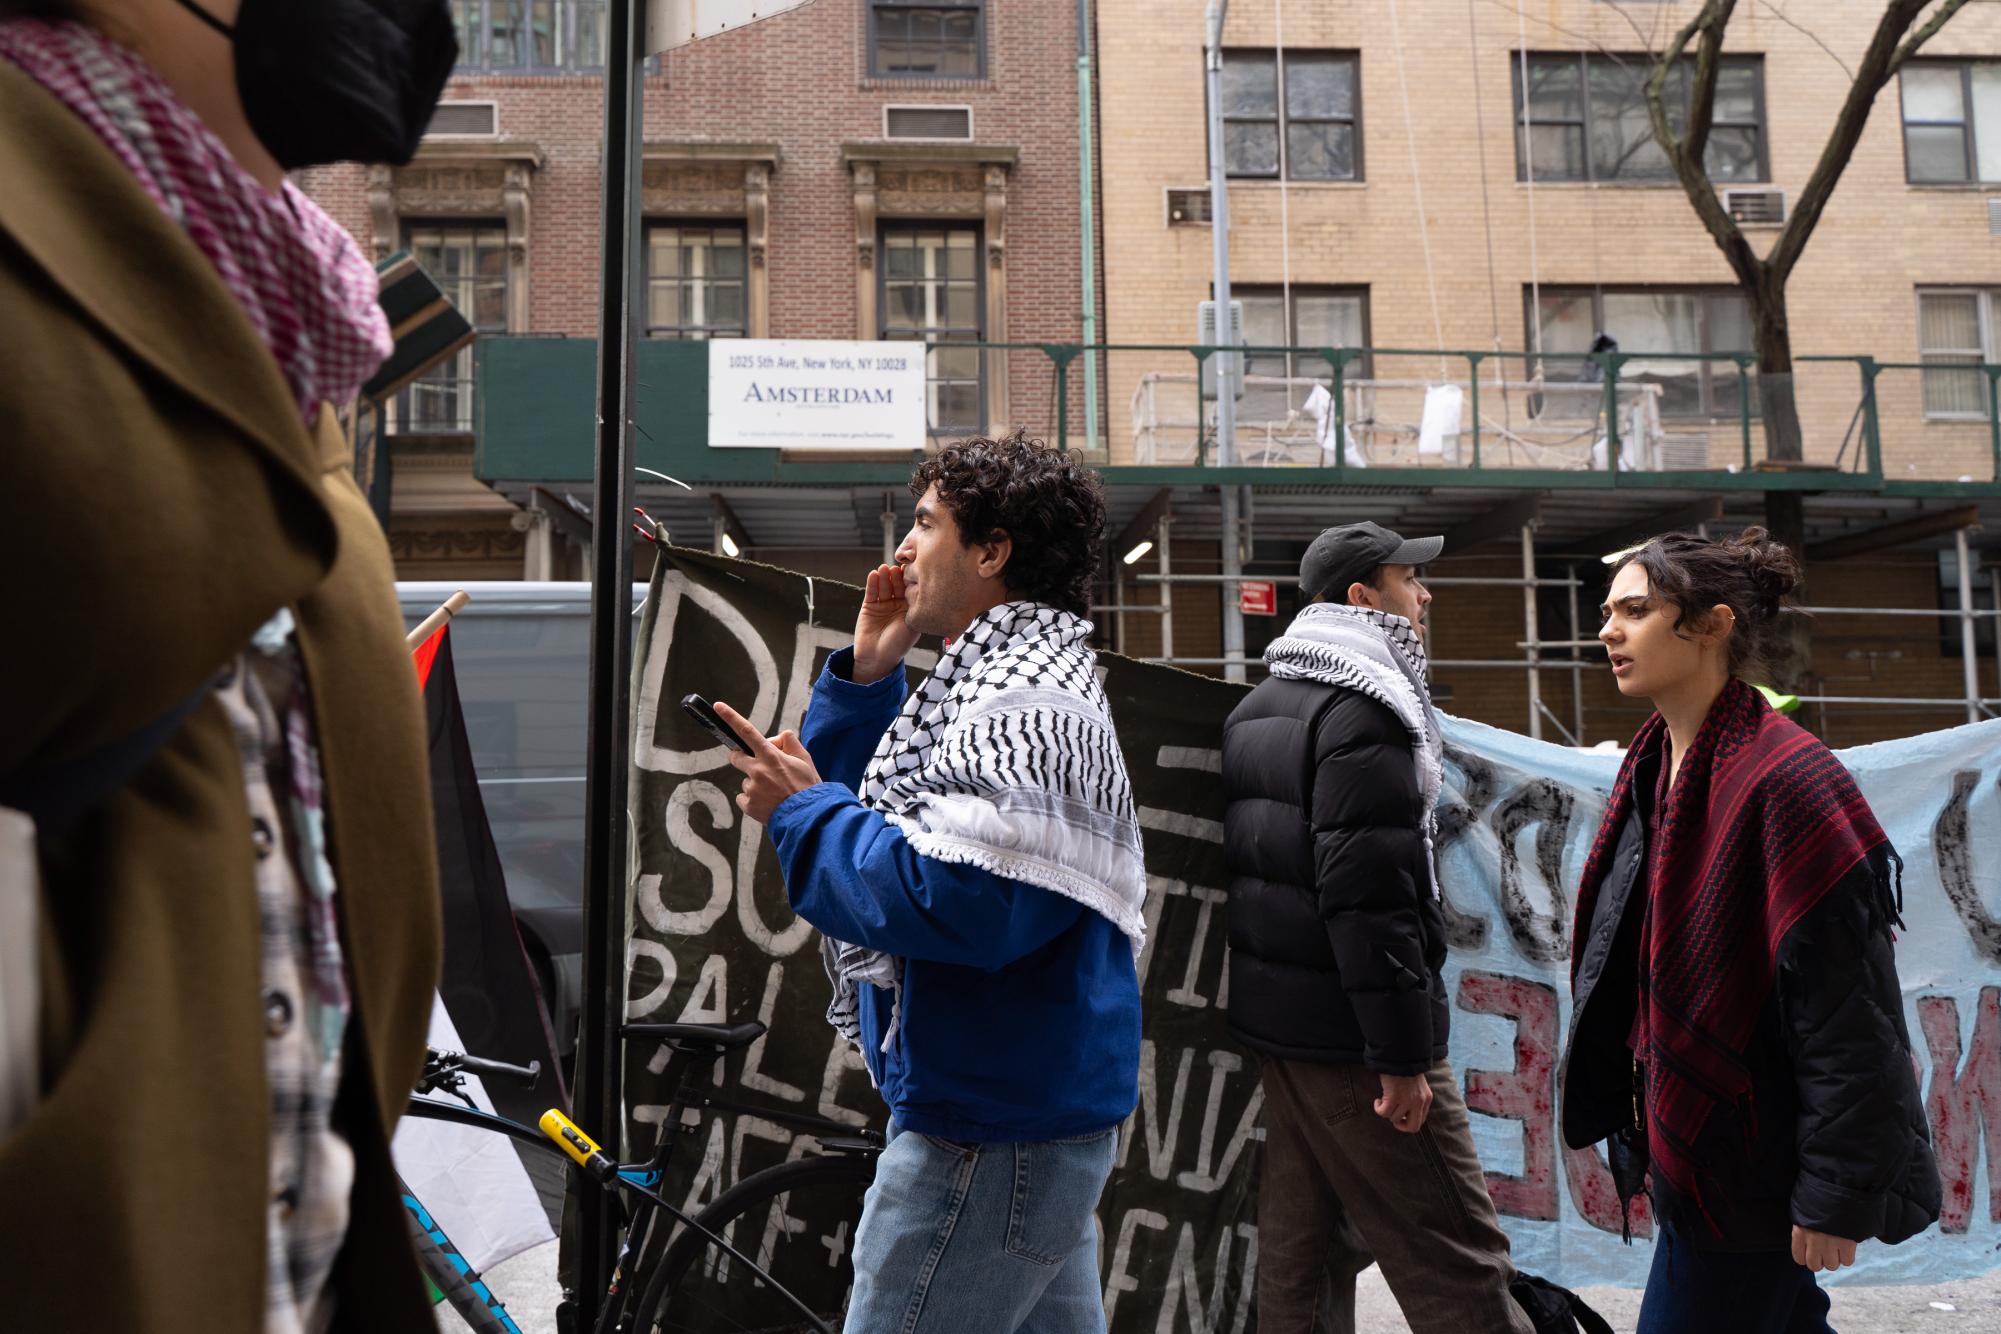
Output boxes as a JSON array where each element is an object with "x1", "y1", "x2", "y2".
[
  {"x1": 1263, "y1": 600, "x2": 1441, "y2": 811},
  {"x1": 0, "y1": 19, "x2": 392, "y2": 420},
  {"x1": 823, "y1": 601, "x2": 1148, "y2": 1057}
]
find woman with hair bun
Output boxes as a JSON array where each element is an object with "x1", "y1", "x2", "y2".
[{"x1": 1559, "y1": 528, "x2": 1940, "y2": 1332}]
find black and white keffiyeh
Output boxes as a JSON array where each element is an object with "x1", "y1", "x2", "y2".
[
  {"x1": 823, "y1": 601, "x2": 1148, "y2": 1055},
  {"x1": 1263, "y1": 602, "x2": 1445, "y2": 888}
]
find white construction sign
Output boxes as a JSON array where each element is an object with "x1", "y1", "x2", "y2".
[{"x1": 708, "y1": 340, "x2": 928, "y2": 450}]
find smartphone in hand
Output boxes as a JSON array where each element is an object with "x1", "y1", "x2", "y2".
[{"x1": 680, "y1": 693, "x2": 756, "y2": 755}]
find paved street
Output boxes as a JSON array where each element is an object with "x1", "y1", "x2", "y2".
[{"x1": 448, "y1": 1239, "x2": 2001, "y2": 1333}]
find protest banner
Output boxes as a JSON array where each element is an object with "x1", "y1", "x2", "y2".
[{"x1": 623, "y1": 547, "x2": 2001, "y2": 1327}]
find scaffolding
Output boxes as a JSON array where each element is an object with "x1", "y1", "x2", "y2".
[{"x1": 1093, "y1": 504, "x2": 2001, "y2": 745}]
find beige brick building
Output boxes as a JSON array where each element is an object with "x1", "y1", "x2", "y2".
[
  {"x1": 1091, "y1": 0, "x2": 2001, "y2": 744},
  {"x1": 1096, "y1": 0, "x2": 2001, "y2": 480}
]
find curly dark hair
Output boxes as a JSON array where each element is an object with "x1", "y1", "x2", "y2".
[
  {"x1": 909, "y1": 430, "x2": 1106, "y2": 617},
  {"x1": 1609, "y1": 526, "x2": 1803, "y2": 676}
]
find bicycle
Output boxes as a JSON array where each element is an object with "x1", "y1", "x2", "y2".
[{"x1": 403, "y1": 1020, "x2": 882, "y2": 1334}]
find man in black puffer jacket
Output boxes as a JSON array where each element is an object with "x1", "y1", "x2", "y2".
[{"x1": 1223, "y1": 523, "x2": 1531, "y2": 1334}]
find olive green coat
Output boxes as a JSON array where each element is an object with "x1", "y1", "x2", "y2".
[{"x1": 0, "y1": 56, "x2": 443, "y2": 1334}]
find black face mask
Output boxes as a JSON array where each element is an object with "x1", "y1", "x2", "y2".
[{"x1": 170, "y1": 0, "x2": 459, "y2": 170}]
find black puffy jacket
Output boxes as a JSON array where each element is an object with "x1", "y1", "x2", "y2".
[
  {"x1": 1221, "y1": 676, "x2": 1450, "y2": 1074},
  {"x1": 1560, "y1": 761, "x2": 1942, "y2": 1251}
]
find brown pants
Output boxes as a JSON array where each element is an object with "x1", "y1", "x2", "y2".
[{"x1": 1255, "y1": 1055, "x2": 1534, "y2": 1334}]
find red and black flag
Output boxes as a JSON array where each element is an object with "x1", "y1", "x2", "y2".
[{"x1": 414, "y1": 624, "x2": 567, "y2": 1127}]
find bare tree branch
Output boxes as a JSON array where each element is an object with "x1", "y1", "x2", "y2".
[
  {"x1": 1681, "y1": 0, "x2": 1737, "y2": 181},
  {"x1": 1755, "y1": 0, "x2": 1852, "y2": 81},
  {"x1": 1598, "y1": 1, "x2": 1663, "y2": 59},
  {"x1": 1889, "y1": 0, "x2": 1977, "y2": 78},
  {"x1": 1772, "y1": 0, "x2": 1946, "y2": 280},
  {"x1": 1644, "y1": 0, "x2": 1761, "y2": 288},
  {"x1": 1472, "y1": 0, "x2": 1647, "y2": 72}
]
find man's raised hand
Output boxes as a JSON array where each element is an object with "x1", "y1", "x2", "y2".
[{"x1": 853, "y1": 563, "x2": 919, "y2": 685}]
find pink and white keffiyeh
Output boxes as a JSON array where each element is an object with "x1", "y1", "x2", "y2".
[{"x1": 0, "y1": 18, "x2": 391, "y2": 419}]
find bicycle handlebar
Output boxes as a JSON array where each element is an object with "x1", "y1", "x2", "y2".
[
  {"x1": 417, "y1": 1047, "x2": 542, "y2": 1097},
  {"x1": 456, "y1": 1052, "x2": 542, "y2": 1087}
]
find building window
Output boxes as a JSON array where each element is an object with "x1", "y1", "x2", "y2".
[
  {"x1": 1218, "y1": 50, "x2": 1361, "y2": 181},
  {"x1": 399, "y1": 222, "x2": 509, "y2": 433},
  {"x1": 1235, "y1": 286, "x2": 1369, "y2": 423},
  {"x1": 1513, "y1": 53, "x2": 1766, "y2": 184},
  {"x1": 645, "y1": 224, "x2": 747, "y2": 340},
  {"x1": 1902, "y1": 62, "x2": 2001, "y2": 184},
  {"x1": 869, "y1": 0, "x2": 984, "y2": 79},
  {"x1": 1529, "y1": 287, "x2": 1753, "y2": 419},
  {"x1": 880, "y1": 224, "x2": 982, "y2": 436},
  {"x1": 1917, "y1": 289, "x2": 2001, "y2": 417},
  {"x1": 451, "y1": 0, "x2": 606, "y2": 73}
]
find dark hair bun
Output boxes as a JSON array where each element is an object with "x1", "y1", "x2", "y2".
[{"x1": 1721, "y1": 526, "x2": 1801, "y2": 610}]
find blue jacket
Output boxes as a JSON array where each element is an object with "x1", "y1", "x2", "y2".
[{"x1": 766, "y1": 648, "x2": 1141, "y2": 1143}]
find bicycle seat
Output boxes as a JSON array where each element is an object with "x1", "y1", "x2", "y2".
[{"x1": 621, "y1": 1021, "x2": 767, "y2": 1052}]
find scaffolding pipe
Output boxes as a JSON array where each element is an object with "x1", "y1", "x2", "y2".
[
  {"x1": 1144, "y1": 664, "x2": 1576, "y2": 672},
  {"x1": 1204, "y1": 0, "x2": 1236, "y2": 467},
  {"x1": 1794, "y1": 605, "x2": 2000, "y2": 619},
  {"x1": 881, "y1": 493, "x2": 898, "y2": 565},
  {"x1": 1203, "y1": 0, "x2": 1244, "y2": 685},
  {"x1": 1958, "y1": 527, "x2": 1982, "y2": 725},
  {"x1": 1159, "y1": 512, "x2": 1175, "y2": 662},
  {"x1": 1075, "y1": 0, "x2": 1100, "y2": 454},
  {"x1": 1221, "y1": 487, "x2": 1247, "y2": 683},
  {"x1": 1523, "y1": 524, "x2": 1542, "y2": 741},
  {"x1": 1568, "y1": 560, "x2": 1585, "y2": 744},
  {"x1": 1795, "y1": 695, "x2": 2001, "y2": 708},
  {"x1": 1992, "y1": 566, "x2": 2000, "y2": 703},
  {"x1": 1134, "y1": 573, "x2": 1582, "y2": 588}
]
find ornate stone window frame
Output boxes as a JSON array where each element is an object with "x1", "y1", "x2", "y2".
[
  {"x1": 368, "y1": 141, "x2": 545, "y2": 334},
  {"x1": 844, "y1": 143, "x2": 1017, "y2": 434},
  {"x1": 640, "y1": 143, "x2": 779, "y2": 339}
]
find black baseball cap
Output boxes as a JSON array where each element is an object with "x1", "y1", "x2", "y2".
[{"x1": 1299, "y1": 522, "x2": 1444, "y2": 601}]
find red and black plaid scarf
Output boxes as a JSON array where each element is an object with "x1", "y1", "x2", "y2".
[{"x1": 1572, "y1": 676, "x2": 1888, "y2": 1223}]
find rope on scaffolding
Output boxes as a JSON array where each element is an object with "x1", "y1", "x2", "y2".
[
  {"x1": 1276, "y1": 0, "x2": 1292, "y2": 354},
  {"x1": 1516, "y1": 5, "x2": 1546, "y2": 388},
  {"x1": 1464, "y1": 0, "x2": 1519, "y2": 443},
  {"x1": 1387, "y1": 0, "x2": 1448, "y2": 380}
]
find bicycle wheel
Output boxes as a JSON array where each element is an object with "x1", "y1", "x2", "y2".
[
  {"x1": 408, "y1": 1208, "x2": 528, "y2": 1334},
  {"x1": 635, "y1": 1152, "x2": 876, "y2": 1334}
]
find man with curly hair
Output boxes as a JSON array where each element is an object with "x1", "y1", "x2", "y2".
[{"x1": 720, "y1": 431, "x2": 1146, "y2": 1333}]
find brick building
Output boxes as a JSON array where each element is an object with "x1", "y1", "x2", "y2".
[{"x1": 298, "y1": 0, "x2": 1094, "y2": 580}]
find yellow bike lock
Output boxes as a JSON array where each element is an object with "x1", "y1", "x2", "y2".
[{"x1": 539, "y1": 1109, "x2": 617, "y2": 1183}]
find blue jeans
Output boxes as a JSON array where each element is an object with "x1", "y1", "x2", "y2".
[
  {"x1": 844, "y1": 1123, "x2": 1116, "y2": 1334},
  {"x1": 1636, "y1": 1229, "x2": 1835, "y2": 1334}
]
